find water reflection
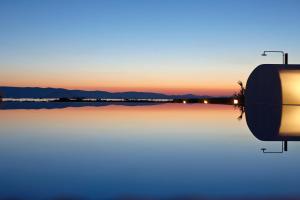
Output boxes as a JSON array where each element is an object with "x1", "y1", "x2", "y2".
[
  {"x1": 1, "y1": 103, "x2": 300, "y2": 198},
  {"x1": 280, "y1": 106, "x2": 300, "y2": 136},
  {"x1": 245, "y1": 104, "x2": 300, "y2": 141},
  {"x1": 0, "y1": 101, "x2": 162, "y2": 110},
  {"x1": 0, "y1": 104, "x2": 250, "y2": 199}
]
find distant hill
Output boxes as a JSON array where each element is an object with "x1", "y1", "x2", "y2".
[{"x1": 0, "y1": 86, "x2": 209, "y2": 99}]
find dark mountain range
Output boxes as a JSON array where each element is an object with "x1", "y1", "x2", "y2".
[{"x1": 0, "y1": 86, "x2": 209, "y2": 99}]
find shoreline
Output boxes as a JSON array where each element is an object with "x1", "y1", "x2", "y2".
[{"x1": 0, "y1": 97, "x2": 239, "y2": 105}]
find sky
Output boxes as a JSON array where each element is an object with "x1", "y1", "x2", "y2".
[{"x1": 1, "y1": 0, "x2": 300, "y2": 96}]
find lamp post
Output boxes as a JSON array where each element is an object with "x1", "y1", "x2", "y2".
[
  {"x1": 260, "y1": 50, "x2": 289, "y2": 153},
  {"x1": 261, "y1": 50, "x2": 288, "y2": 64}
]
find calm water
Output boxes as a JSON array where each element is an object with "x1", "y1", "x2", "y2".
[{"x1": 0, "y1": 103, "x2": 300, "y2": 199}]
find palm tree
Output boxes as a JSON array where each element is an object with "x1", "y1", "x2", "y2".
[{"x1": 233, "y1": 80, "x2": 245, "y2": 105}]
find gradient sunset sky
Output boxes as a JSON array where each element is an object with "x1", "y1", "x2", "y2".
[{"x1": 1, "y1": 0, "x2": 300, "y2": 96}]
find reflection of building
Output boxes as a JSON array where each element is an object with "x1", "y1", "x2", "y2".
[
  {"x1": 279, "y1": 106, "x2": 300, "y2": 136},
  {"x1": 245, "y1": 104, "x2": 290, "y2": 153},
  {"x1": 246, "y1": 104, "x2": 300, "y2": 141}
]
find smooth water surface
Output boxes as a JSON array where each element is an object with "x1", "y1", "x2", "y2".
[{"x1": 0, "y1": 103, "x2": 300, "y2": 199}]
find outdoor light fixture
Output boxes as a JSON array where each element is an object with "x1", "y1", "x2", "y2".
[
  {"x1": 183, "y1": 100, "x2": 186, "y2": 104},
  {"x1": 233, "y1": 99, "x2": 239, "y2": 105},
  {"x1": 261, "y1": 52, "x2": 267, "y2": 56},
  {"x1": 204, "y1": 100, "x2": 208, "y2": 104},
  {"x1": 261, "y1": 50, "x2": 286, "y2": 64}
]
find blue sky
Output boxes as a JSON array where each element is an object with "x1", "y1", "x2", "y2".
[{"x1": 1, "y1": 0, "x2": 300, "y2": 95}]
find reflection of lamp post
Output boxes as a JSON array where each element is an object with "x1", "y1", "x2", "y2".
[
  {"x1": 261, "y1": 50, "x2": 288, "y2": 64},
  {"x1": 261, "y1": 141, "x2": 284, "y2": 154}
]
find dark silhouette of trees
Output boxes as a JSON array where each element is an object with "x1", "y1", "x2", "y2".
[{"x1": 55, "y1": 97, "x2": 86, "y2": 102}]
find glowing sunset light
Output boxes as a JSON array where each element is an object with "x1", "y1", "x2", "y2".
[{"x1": 0, "y1": 80, "x2": 237, "y2": 96}]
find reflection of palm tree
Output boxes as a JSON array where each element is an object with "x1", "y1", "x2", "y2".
[{"x1": 237, "y1": 106, "x2": 245, "y2": 121}]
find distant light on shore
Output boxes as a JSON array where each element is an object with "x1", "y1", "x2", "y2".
[
  {"x1": 233, "y1": 99, "x2": 239, "y2": 105},
  {"x1": 204, "y1": 100, "x2": 208, "y2": 104},
  {"x1": 183, "y1": 100, "x2": 187, "y2": 104}
]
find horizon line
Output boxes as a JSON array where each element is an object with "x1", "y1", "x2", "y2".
[{"x1": 0, "y1": 85, "x2": 235, "y2": 97}]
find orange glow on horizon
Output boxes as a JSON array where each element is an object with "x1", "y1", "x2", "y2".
[{"x1": 0, "y1": 69, "x2": 239, "y2": 96}]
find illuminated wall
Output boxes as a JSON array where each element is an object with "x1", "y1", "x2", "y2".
[
  {"x1": 279, "y1": 105, "x2": 300, "y2": 136},
  {"x1": 279, "y1": 70, "x2": 300, "y2": 105}
]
